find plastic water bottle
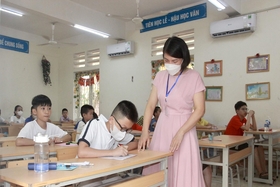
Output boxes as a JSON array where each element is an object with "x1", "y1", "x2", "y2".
[
  {"x1": 264, "y1": 119, "x2": 270, "y2": 132},
  {"x1": 33, "y1": 133, "x2": 49, "y2": 173}
]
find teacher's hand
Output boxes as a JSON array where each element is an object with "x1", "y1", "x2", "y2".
[
  {"x1": 170, "y1": 130, "x2": 184, "y2": 152},
  {"x1": 138, "y1": 131, "x2": 150, "y2": 151}
]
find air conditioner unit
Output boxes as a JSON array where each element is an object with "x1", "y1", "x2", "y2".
[
  {"x1": 210, "y1": 14, "x2": 257, "y2": 38},
  {"x1": 107, "y1": 41, "x2": 135, "y2": 57}
]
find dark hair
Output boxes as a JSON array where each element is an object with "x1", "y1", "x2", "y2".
[
  {"x1": 14, "y1": 105, "x2": 22, "y2": 116},
  {"x1": 30, "y1": 106, "x2": 34, "y2": 113},
  {"x1": 62, "y1": 108, "x2": 68, "y2": 112},
  {"x1": 163, "y1": 36, "x2": 191, "y2": 72},
  {"x1": 80, "y1": 104, "x2": 94, "y2": 116},
  {"x1": 111, "y1": 100, "x2": 138, "y2": 123},
  {"x1": 32, "y1": 95, "x2": 52, "y2": 108},
  {"x1": 153, "y1": 106, "x2": 161, "y2": 116},
  {"x1": 234, "y1": 101, "x2": 247, "y2": 110}
]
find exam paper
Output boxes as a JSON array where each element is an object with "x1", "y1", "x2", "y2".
[{"x1": 101, "y1": 154, "x2": 136, "y2": 160}]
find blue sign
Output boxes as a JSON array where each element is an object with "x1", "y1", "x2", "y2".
[
  {"x1": 141, "y1": 3, "x2": 207, "y2": 33},
  {"x1": 0, "y1": 34, "x2": 29, "y2": 53}
]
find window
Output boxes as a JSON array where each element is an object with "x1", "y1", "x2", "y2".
[{"x1": 74, "y1": 49, "x2": 100, "y2": 68}]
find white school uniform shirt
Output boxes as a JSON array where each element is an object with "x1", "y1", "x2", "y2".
[
  {"x1": 78, "y1": 114, "x2": 134, "y2": 150},
  {"x1": 0, "y1": 116, "x2": 5, "y2": 123},
  {"x1": 17, "y1": 120, "x2": 68, "y2": 139},
  {"x1": 75, "y1": 120, "x2": 86, "y2": 142},
  {"x1": 10, "y1": 116, "x2": 25, "y2": 124}
]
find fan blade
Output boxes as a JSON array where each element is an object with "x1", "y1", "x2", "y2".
[
  {"x1": 60, "y1": 42, "x2": 78, "y2": 46},
  {"x1": 42, "y1": 35, "x2": 50, "y2": 41},
  {"x1": 106, "y1": 13, "x2": 131, "y2": 20},
  {"x1": 37, "y1": 43, "x2": 50, "y2": 46}
]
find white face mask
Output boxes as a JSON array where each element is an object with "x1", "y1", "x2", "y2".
[
  {"x1": 165, "y1": 63, "x2": 181, "y2": 76},
  {"x1": 17, "y1": 111, "x2": 23, "y2": 116},
  {"x1": 110, "y1": 123, "x2": 126, "y2": 141}
]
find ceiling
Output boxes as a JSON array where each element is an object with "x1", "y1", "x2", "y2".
[{"x1": 0, "y1": 0, "x2": 280, "y2": 46}]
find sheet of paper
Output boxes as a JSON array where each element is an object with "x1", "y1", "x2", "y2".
[{"x1": 101, "y1": 154, "x2": 136, "y2": 160}]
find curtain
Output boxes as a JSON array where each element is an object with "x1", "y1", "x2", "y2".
[{"x1": 74, "y1": 71, "x2": 99, "y2": 119}]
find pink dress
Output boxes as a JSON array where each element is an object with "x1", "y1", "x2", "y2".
[{"x1": 143, "y1": 69, "x2": 206, "y2": 187}]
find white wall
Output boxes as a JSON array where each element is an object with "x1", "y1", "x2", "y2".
[
  {"x1": 0, "y1": 26, "x2": 62, "y2": 121},
  {"x1": 1, "y1": 7, "x2": 280, "y2": 129}
]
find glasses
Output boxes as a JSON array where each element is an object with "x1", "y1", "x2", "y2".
[{"x1": 112, "y1": 116, "x2": 132, "y2": 133}]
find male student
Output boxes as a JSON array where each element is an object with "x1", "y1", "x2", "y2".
[
  {"x1": 16, "y1": 94, "x2": 71, "y2": 146},
  {"x1": 78, "y1": 100, "x2": 138, "y2": 157},
  {"x1": 77, "y1": 100, "x2": 138, "y2": 187},
  {"x1": 225, "y1": 101, "x2": 268, "y2": 179},
  {"x1": 74, "y1": 104, "x2": 96, "y2": 142}
]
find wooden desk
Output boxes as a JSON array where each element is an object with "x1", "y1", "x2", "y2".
[
  {"x1": 196, "y1": 127, "x2": 226, "y2": 135},
  {"x1": 0, "y1": 150, "x2": 171, "y2": 187},
  {"x1": 0, "y1": 136, "x2": 16, "y2": 147},
  {"x1": 0, "y1": 144, "x2": 77, "y2": 161},
  {"x1": 199, "y1": 135, "x2": 253, "y2": 187},
  {"x1": 244, "y1": 129, "x2": 280, "y2": 185}
]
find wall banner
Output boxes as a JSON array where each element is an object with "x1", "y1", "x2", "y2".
[
  {"x1": 141, "y1": 3, "x2": 207, "y2": 33},
  {"x1": 0, "y1": 34, "x2": 29, "y2": 54}
]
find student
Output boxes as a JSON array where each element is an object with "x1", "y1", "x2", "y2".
[
  {"x1": 10, "y1": 105, "x2": 25, "y2": 126},
  {"x1": 25, "y1": 106, "x2": 36, "y2": 125},
  {"x1": 78, "y1": 100, "x2": 138, "y2": 158},
  {"x1": 149, "y1": 106, "x2": 161, "y2": 132},
  {"x1": 75, "y1": 104, "x2": 95, "y2": 142},
  {"x1": 138, "y1": 36, "x2": 206, "y2": 186},
  {"x1": 0, "y1": 109, "x2": 9, "y2": 124},
  {"x1": 225, "y1": 101, "x2": 268, "y2": 179},
  {"x1": 60, "y1": 108, "x2": 73, "y2": 123},
  {"x1": 16, "y1": 95, "x2": 71, "y2": 146},
  {"x1": 196, "y1": 117, "x2": 217, "y2": 139}
]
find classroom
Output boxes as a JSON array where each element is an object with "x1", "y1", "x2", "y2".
[{"x1": 1, "y1": 0, "x2": 280, "y2": 186}]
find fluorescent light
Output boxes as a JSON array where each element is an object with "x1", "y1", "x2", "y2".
[
  {"x1": 0, "y1": 8, "x2": 23, "y2": 17},
  {"x1": 74, "y1": 24, "x2": 110, "y2": 38},
  {"x1": 208, "y1": 0, "x2": 225, "y2": 10}
]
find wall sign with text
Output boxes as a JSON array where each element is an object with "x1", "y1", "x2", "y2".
[
  {"x1": 0, "y1": 34, "x2": 29, "y2": 54},
  {"x1": 141, "y1": 3, "x2": 207, "y2": 33}
]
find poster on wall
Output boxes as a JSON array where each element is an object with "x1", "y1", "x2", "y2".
[{"x1": 0, "y1": 34, "x2": 29, "y2": 54}]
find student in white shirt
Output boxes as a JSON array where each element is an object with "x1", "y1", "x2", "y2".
[
  {"x1": 78, "y1": 100, "x2": 138, "y2": 157},
  {"x1": 0, "y1": 109, "x2": 8, "y2": 124},
  {"x1": 10, "y1": 105, "x2": 25, "y2": 126},
  {"x1": 75, "y1": 104, "x2": 95, "y2": 142},
  {"x1": 77, "y1": 100, "x2": 138, "y2": 187},
  {"x1": 16, "y1": 94, "x2": 71, "y2": 146}
]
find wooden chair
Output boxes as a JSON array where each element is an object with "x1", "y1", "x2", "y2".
[
  {"x1": 2, "y1": 141, "x2": 16, "y2": 147},
  {"x1": 56, "y1": 147, "x2": 78, "y2": 161},
  {"x1": 8, "y1": 125, "x2": 23, "y2": 136}
]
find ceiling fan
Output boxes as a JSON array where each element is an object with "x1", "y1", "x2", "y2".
[
  {"x1": 106, "y1": 0, "x2": 144, "y2": 29},
  {"x1": 38, "y1": 22, "x2": 77, "y2": 46}
]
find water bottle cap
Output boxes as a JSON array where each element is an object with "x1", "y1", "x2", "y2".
[{"x1": 33, "y1": 133, "x2": 49, "y2": 143}]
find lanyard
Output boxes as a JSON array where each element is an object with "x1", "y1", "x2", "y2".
[{"x1": 165, "y1": 71, "x2": 183, "y2": 101}]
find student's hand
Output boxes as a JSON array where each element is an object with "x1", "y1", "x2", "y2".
[
  {"x1": 138, "y1": 131, "x2": 150, "y2": 151},
  {"x1": 248, "y1": 110, "x2": 255, "y2": 116},
  {"x1": 53, "y1": 137, "x2": 63, "y2": 143},
  {"x1": 170, "y1": 130, "x2": 184, "y2": 153},
  {"x1": 114, "y1": 145, "x2": 128, "y2": 156}
]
